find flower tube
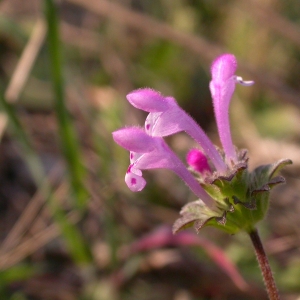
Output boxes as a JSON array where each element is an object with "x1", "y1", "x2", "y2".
[{"x1": 209, "y1": 54, "x2": 254, "y2": 163}]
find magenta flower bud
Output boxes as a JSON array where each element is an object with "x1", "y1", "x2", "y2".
[{"x1": 187, "y1": 149, "x2": 211, "y2": 174}]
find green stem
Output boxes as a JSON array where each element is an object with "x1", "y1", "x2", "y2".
[{"x1": 248, "y1": 228, "x2": 280, "y2": 300}]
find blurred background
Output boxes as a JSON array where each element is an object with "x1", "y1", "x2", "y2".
[{"x1": 0, "y1": 0, "x2": 300, "y2": 299}]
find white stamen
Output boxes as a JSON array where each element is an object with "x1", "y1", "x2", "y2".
[{"x1": 235, "y1": 76, "x2": 254, "y2": 86}]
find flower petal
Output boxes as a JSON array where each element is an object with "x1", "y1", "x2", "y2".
[
  {"x1": 125, "y1": 171, "x2": 146, "y2": 191},
  {"x1": 112, "y1": 127, "x2": 155, "y2": 153},
  {"x1": 127, "y1": 88, "x2": 170, "y2": 112},
  {"x1": 211, "y1": 54, "x2": 237, "y2": 82}
]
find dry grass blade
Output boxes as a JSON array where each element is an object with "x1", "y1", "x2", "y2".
[
  {"x1": 0, "y1": 113, "x2": 8, "y2": 139},
  {"x1": 0, "y1": 211, "x2": 79, "y2": 271},
  {"x1": 0, "y1": 164, "x2": 64, "y2": 255},
  {"x1": 5, "y1": 18, "x2": 47, "y2": 103}
]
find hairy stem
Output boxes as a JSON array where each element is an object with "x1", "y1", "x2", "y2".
[{"x1": 249, "y1": 228, "x2": 280, "y2": 300}]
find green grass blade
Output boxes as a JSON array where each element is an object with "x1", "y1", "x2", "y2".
[{"x1": 44, "y1": 0, "x2": 88, "y2": 210}]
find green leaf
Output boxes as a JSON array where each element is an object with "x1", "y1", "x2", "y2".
[{"x1": 173, "y1": 199, "x2": 222, "y2": 234}]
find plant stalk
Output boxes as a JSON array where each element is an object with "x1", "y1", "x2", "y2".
[{"x1": 249, "y1": 228, "x2": 280, "y2": 300}]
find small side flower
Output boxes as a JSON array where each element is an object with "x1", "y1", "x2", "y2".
[{"x1": 112, "y1": 127, "x2": 215, "y2": 207}]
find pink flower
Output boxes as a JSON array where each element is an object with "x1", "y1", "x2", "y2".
[
  {"x1": 113, "y1": 127, "x2": 214, "y2": 207},
  {"x1": 113, "y1": 53, "x2": 254, "y2": 208}
]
